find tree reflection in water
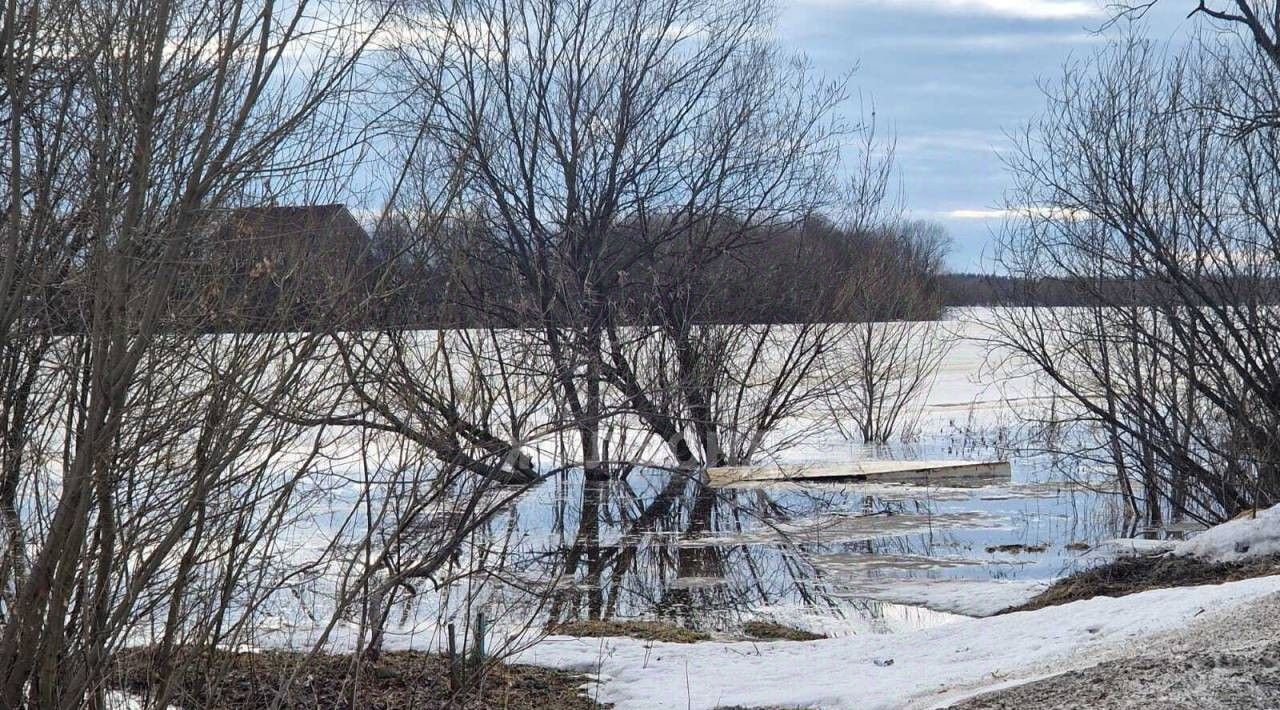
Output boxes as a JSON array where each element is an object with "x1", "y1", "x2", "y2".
[
  {"x1": 442, "y1": 457, "x2": 1121, "y2": 642},
  {"x1": 513, "y1": 468, "x2": 960, "y2": 635}
]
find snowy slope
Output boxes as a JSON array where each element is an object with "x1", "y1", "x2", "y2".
[
  {"x1": 516, "y1": 575, "x2": 1280, "y2": 709},
  {"x1": 1175, "y1": 504, "x2": 1280, "y2": 563}
]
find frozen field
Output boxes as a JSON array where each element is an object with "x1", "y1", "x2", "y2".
[{"x1": 476, "y1": 310, "x2": 1279, "y2": 708}]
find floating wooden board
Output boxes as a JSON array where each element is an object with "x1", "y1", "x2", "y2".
[{"x1": 707, "y1": 460, "x2": 1011, "y2": 488}]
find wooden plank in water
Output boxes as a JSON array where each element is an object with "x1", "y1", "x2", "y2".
[{"x1": 707, "y1": 460, "x2": 1011, "y2": 487}]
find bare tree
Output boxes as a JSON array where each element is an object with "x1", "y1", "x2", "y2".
[
  {"x1": 989, "y1": 31, "x2": 1280, "y2": 524},
  {"x1": 0, "y1": 0, "x2": 399, "y2": 704},
  {"x1": 828, "y1": 221, "x2": 951, "y2": 445},
  {"x1": 0, "y1": 0, "x2": 951, "y2": 705},
  {"x1": 388, "y1": 0, "x2": 855, "y2": 481}
]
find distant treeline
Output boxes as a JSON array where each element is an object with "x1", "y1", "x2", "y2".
[
  {"x1": 33, "y1": 213, "x2": 959, "y2": 335},
  {"x1": 49, "y1": 228, "x2": 1255, "y2": 335},
  {"x1": 369, "y1": 215, "x2": 951, "y2": 329},
  {"x1": 940, "y1": 273, "x2": 1280, "y2": 308},
  {"x1": 939, "y1": 273, "x2": 1087, "y2": 307}
]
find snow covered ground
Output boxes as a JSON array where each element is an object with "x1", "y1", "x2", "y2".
[
  {"x1": 516, "y1": 574, "x2": 1280, "y2": 709},
  {"x1": 1175, "y1": 504, "x2": 1280, "y2": 563},
  {"x1": 826, "y1": 577, "x2": 1050, "y2": 617},
  {"x1": 951, "y1": 587, "x2": 1280, "y2": 709}
]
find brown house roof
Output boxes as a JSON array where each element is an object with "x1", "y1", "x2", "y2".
[
  {"x1": 219, "y1": 203, "x2": 369, "y2": 255},
  {"x1": 197, "y1": 203, "x2": 375, "y2": 329}
]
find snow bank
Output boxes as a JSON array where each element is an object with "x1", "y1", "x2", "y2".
[
  {"x1": 515, "y1": 574, "x2": 1280, "y2": 709},
  {"x1": 1095, "y1": 538, "x2": 1179, "y2": 556},
  {"x1": 103, "y1": 692, "x2": 144, "y2": 709},
  {"x1": 1175, "y1": 504, "x2": 1280, "y2": 563}
]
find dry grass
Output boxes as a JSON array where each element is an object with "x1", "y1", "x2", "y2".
[
  {"x1": 1006, "y1": 553, "x2": 1280, "y2": 613},
  {"x1": 741, "y1": 621, "x2": 826, "y2": 641},
  {"x1": 548, "y1": 619, "x2": 710, "y2": 643},
  {"x1": 111, "y1": 647, "x2": 605, "y2": 709}
]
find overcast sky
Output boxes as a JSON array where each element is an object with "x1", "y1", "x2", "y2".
[{"x1": 775, "y1": 0, "x2": 1196, "y2": 270}]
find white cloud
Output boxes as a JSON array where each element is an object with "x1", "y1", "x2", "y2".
[
  {"x1": 889, "y1": 31, "x2": 1101, "y2": 51},
  {"x1": 897, "y1": 130, "x2": 1001, "y2": 155},
  {"x1": 941, "y1": 206, "x2": 1092, "y2": 220},
  {"x1": 943, "y1": 208, "x2": 1011, "y2": 219},
  {"x1": 806, "y1": 0, "x2": 1103, "y2": 20}
]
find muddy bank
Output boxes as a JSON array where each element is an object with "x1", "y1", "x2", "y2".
[
  {"x1": 741, "y1": 621, "x2": 826, "y2": 641},
  {"x1": 112, "y1": 648, "x2": 604, "y2": 709},
  {"x1": 547, "y1": 618, "x2": 825, "y2": 643},
  {"x1": 548, "y1": 619, "x2": 711, "y2": 643},
  {"x1": 1005, "y1": 553, "x2": 1280, "y2": 613},
  {"x1": 951, "y1": 642, "x2": 1280, "y2": 709}
]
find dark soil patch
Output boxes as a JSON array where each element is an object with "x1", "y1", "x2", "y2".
[
  {"x1": 741, "y1": 621, "x2": 826, "y2": 641},
  {"x1": 548, "y1": 619, "x2": 709, "y2": 643},
  {"x1": 111, "y1": 647, "x2": 604, "y2": 709},
  {"x1": 949, "y1": 639, "x2": 1280, "y2": 709},
  {"x1": 1005, "y1": 553, "x2": 1280, "y2": 613}
]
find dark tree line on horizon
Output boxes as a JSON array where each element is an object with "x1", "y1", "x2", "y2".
[{"x1": 369, "y1": 214, "x2": 950, "y2": 329}]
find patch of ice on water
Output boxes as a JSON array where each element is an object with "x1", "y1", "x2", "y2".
[
  {"x1": 831, "y1": 577, "x2": 1049, "y2": 617},
  {"x1": 812, "y1": 551, "x2": 986, "y2": 574},
  {"x1": 678, "y1": 511, "x2": 1007, "y2": 548}
]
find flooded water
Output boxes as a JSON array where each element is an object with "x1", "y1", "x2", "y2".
[
  {"x1": 460, "y1": 441, "x2": 1129, "y2": 640},
  {"x1": 391, "y1": 314, "x2": 1179, "y2": 644}
]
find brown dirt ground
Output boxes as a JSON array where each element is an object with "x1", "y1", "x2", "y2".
[
  {"x1": 741, "y1": 621, "x2": 826, "y2": 641},
  {"x1": 1004, "y1": 553, "x2": 1280, "y2": 613},
  {"x1": 111, "y1": 647, "x2": 606, "y2": 709},
  {"x1": 547, "y1": 619, "x2": 711, "y2": 643},
  {"x1": 950, "y1": 642, "x2": 1280, "y2": 710}
]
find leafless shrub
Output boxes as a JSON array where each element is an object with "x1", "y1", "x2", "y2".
[
  {"x1": 0, "y1": 0, "x2": 400, "y2": 703},
  {"x1": 989, "y1": 28, "x2": 1280, "y2": 524},
  {"x1": 827, "y1": 221, "x2": 951, "y2": 444}
]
